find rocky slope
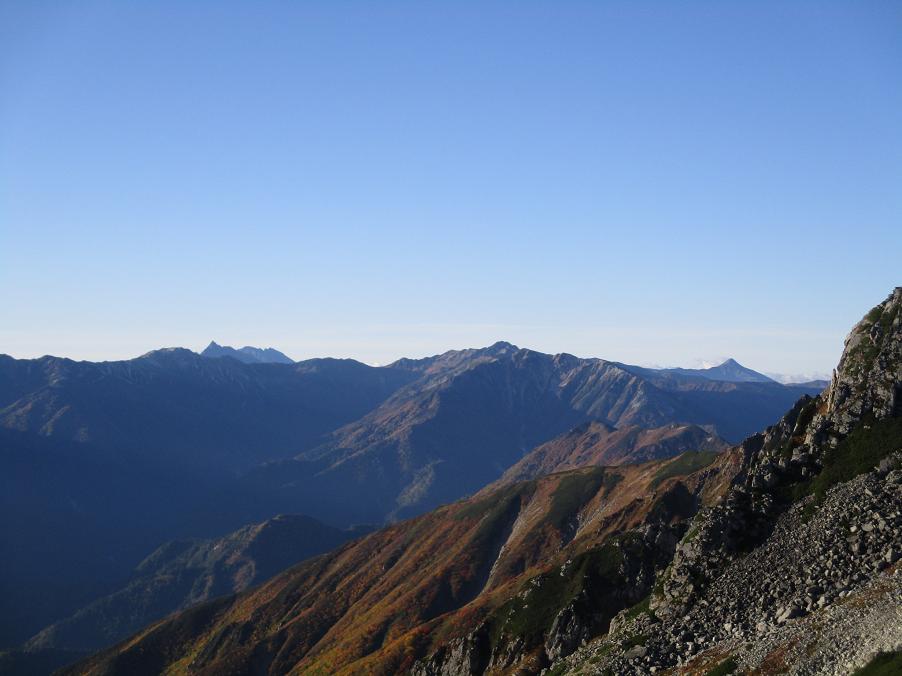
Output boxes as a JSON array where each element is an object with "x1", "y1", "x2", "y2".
[
  {"x1": 64, "y1": 449, "x2": 743, "y2": 676},
  {"x1": 548, "y1": 287, "x2": 902, "y2": 674},
  {"x1": 494, "y1": 422, "x2": 727, "y2": 487}
]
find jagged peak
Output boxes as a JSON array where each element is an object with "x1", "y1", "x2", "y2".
[{"x1": 200, "y1": 341, "x2": 294, "y2": 365}]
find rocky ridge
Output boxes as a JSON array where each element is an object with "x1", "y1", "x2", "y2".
[{"x1": 549, "y1": 287, "x2": 902, "y2": 674}]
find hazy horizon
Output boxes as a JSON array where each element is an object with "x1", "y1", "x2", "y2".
[{"x1": 1, "y1": 333, "x2": 838, "y2": 382}]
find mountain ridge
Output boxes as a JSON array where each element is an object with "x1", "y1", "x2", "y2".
[
  {"x1": 240, "y1": 346, "x2": 818, "y2": 525},
  {"x1": 491, "y1": 421, "x2": 728, "y2": 488},
  {"x1": 200, "y1": 340, "x2": 294, "y2": 364},
  {"x1": 64, "y1": 287, "x2": 902, "y2": 676}
]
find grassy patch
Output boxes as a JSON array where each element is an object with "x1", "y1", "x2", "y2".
[
  {"x1": 546, "y1": 468, "x2": 610, "y2": 528},
  {"x1": 705, "y1": 656, "x2": 738, "y2": 675},
  {"x1": 488, "y1": 542, "x2": 623, "y2": 647},
  {"x1": 809, "y1": 416, "x2": 902, "y2": 502},
  {"x1": 800, "y1": 501, "x2": 818, "y2": 523},
  {"x1": 865, "y1": 306, "x2": 883, "y2": 324},
  {"x1": 848, "y1": 302, "x2": 898, "y2": 368},
  {"x1": 853, "y1": 650, "x2": 902, "y2": 676},
  {"x1": 651, "y1": 451, "x2": 720, "y2": 489},
  {"x1": 683, "y1": 522, "x2": 702, "y2": 543},
  {"x1": 453, "y1": 482, "x2": 531, "y2": 521},
  {"x1": 620, "y1": 633, "x2": 647, "y2": 650},
  {"x1": 487, "y1": 532, "x2": 646, "y2": 651},
  {"x1": 622, "y1": 594, "x2": 652, "y2": 622}
]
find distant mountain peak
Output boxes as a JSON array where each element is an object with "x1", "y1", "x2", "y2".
[
  {"x1": 488, "y1": 340, "x2": 518, "y2": 351},
  {"x1": 657, "y1": 357, "x2": 775, "y2": 383},
  {"x1": 706, "y1": 358, "x2": 774, "y2": 383},
  {"x1": 200, "y1": 341, "x2": 293, "y2": 365}
]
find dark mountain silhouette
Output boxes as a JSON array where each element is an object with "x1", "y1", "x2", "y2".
[
  {"x1": 200, "y1": 340, "x2": 294, "y2": 364},
  {"x1": 0, "y1": 349, "x2": 413, "y2": 473},
  {"x1": 22, "y1": 515, "x2": 367, "y2": 660},
  {"x1": 0, "y1": 353, "x2": 414, "y2": 648}
]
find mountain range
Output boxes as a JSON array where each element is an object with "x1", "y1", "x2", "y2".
[
  {"x1": 63, "y1": 287, "x2": 902, "y2": 676},
  {"x1": 227, "y1": 346, "x2": 820, "y2": 526},
  {"x1": 0, "y1": 338, "x2": 824, "y2": 671},
  {"x1": 21, "y1": 515, "x2": 368, "y2": 661}
]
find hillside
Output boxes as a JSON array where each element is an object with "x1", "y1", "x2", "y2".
[
  {"x1": 493, "y1": 422, "x2": 727, "y2": 486},
  {"x1": 64, "y1": 450, "x2": 742, "y2": 676}
]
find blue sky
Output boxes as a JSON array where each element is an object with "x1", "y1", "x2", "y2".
[{"x1": 1, "y1": 1, "x2": 900, "y2": 375}]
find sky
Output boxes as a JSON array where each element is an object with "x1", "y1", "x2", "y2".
[{"x1": 1, "y1": 1, "x2": 900, "y2": 376}]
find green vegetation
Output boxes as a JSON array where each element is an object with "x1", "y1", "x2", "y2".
[
  {"x1": 546, "y1": 663, "x2": 569, "y2": 676},
  {"x1": 454, "y1": 482, "x2": 532, "y2": 521},
  {"x1": 705, "y1": 656, "x2": 738, "y2": 675},
  {"x1": 489, "y1": 542, "x2": 623, "y2": 646},
  {"x1": 486, "y1": 535, "x2": 650, "y2": 650},
  {"x1": 849, "y1": 302, "x2": 898, "y2": 367},
  {"x1": 547, "y1": 468, "x2": 610, "y2": 528},
  {"x1": 853, "y1": 650, "x2": 902, "y2": 675},
  {"x1": 799, "y1": 501, "x2": 818, "y2": 523},
  {"x1": 622, "y1": 594, "x2": 652, "y2": 622},
  {"x1": 683, "y1": 522, "x2": 702, "y2": 543},
  {"x1": 650, "y1": 451, "x2": 720, "y2": 489},
  {"x1": 864, "y1": 306, "x2": 883, "y2": 324},
  {"x1": 792, "y1": 416, "x2": 902, "y2": 505},
  {"x1": 620, "y1": 633, "x2": 647, "y2": 650}
]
